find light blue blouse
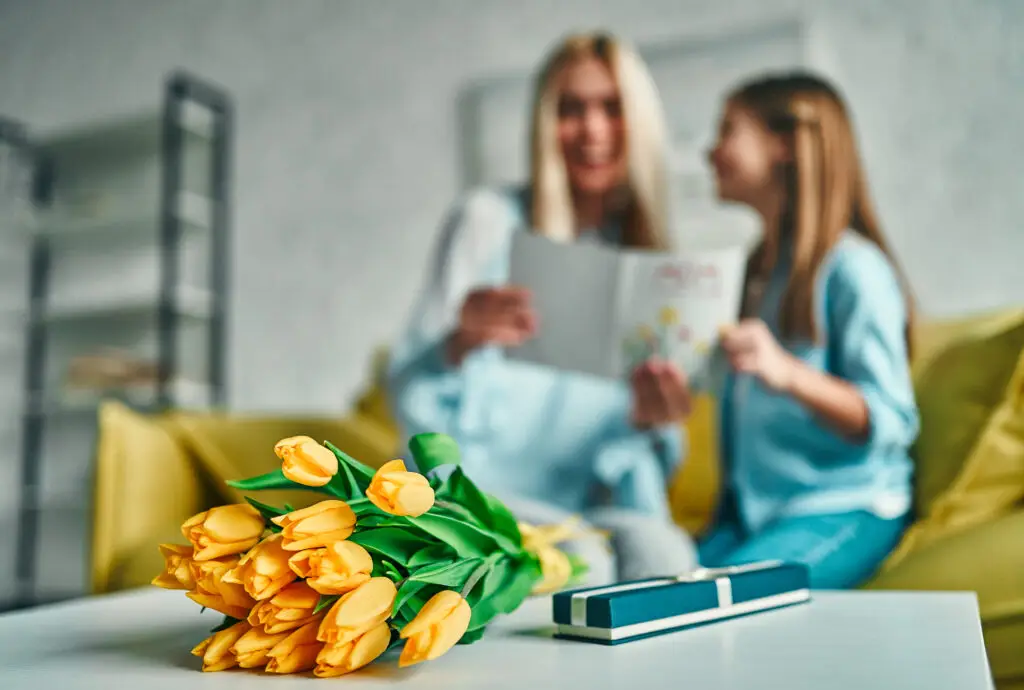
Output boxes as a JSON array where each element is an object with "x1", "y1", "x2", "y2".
[
  {"x1": 386, "y1": 185, "x2": 683, "y2": 517},
  {"x1": 720, "y1": 232, "x2": 919, "y2": 533}
]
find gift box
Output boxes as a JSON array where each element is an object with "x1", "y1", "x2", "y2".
[{"x1": 552, "y1": 560, "x2": 811, "y2": 645}]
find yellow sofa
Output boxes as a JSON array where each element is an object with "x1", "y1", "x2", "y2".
[{"x1": 91, "y1": 311, "x2": 1024, "y2": 688}]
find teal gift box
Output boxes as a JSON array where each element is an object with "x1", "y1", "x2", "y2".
[{"x1": 552, "y1": 560, "x2": 811, "y2": 645}]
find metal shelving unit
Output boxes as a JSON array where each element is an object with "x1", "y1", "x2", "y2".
[
  {"x1": 0, "y1": 116, "x2": 34, "y2": 613},
  {"x1": 6, "y1": 71, "x2": 233, "y2": 610}
]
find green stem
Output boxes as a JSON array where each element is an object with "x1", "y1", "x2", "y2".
[{"x1": 460, "y1": 553, "x2": 499, "y2": 599}]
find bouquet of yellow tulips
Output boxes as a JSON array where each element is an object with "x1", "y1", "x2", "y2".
[{"x1": 153, "y1": 432, "x2": 588, "y2": 677}]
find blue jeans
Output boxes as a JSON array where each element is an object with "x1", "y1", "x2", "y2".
[{"x1": 698, "y1": 494, "x2": 909, "y2": 590}]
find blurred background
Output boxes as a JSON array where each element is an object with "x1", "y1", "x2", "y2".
[{"x1": 0, "y1": 0, "x2": 1021, "y2": 611}]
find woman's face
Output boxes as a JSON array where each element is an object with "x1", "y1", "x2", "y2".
[
  {"x1": 708, "y1": 101, "x2": 788, "y2": 207},
  {"x1": 557, "y1": 57, "x2": 627, "y2": 196}
]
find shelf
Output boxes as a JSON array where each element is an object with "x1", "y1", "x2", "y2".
[
  {"x1": 37, "y1": 103, "x2": 213, "y2": 160},
  {"x1": 40, "y1": 284, "x2": 213, "y2": 323},
  {"x1": 25, "y1": 190, "x2": 212, "y2": 247},
  {"x1": 27, "y1": 377, "x2": 213, "y2": 415}
]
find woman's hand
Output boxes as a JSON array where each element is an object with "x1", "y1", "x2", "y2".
[
  {"x1": 446, "y1": 286, "x2": 537, "y2": 365},
  {"x1": 719, "y1": 319, "x2": 798, "y2": 391},
  {"x1": 630, "y1": 359, "x2": 691, "y2": 429}
]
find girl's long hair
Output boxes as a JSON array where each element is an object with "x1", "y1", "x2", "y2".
[
  {"x1": 731, "y1": 72, "x2": 914, "y2": 354},
  {"x1": 528, "y1": 32, "x2": 671, "y2": 249}
]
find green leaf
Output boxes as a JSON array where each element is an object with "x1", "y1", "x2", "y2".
[
  {"x1": 324, "y1": 460, "x2": 362, "y2": 501},
  {"x1": 348, "y1": 527, "x2": 431, "y2": 565},
  {"x1": 393, "y1": 586, "x2": 440, "y2": 629},
  {"x1": 436, "y1": 468, "x2": 489, "y2": 519},
  {"x1": 492, "y1": 555, "x2": 541, "y2": 614},
  {"x1": 226, "y1": 468, "x2": 303, "y2": 493},
  {"x1": 482, "y1": 494, "x2": 522, "y2": 544},
  {"x1": 467, "y1": 555, "x2": 541, "y2": 630},
  {"x1": 356, "y1": 514, "x2": 405, "y2": 529},
  {"x1": 408, "y1": 543, "x2": 456, "y2": 568},
  {"x1": 466, "y1": 559, "x2": 511, "y2": 630},
  {"x1": 458, "y1": 626, "x2": 487, "y2": 645},
  {"x1": 408, "y1": 433, "x2": 461, "y2": 474},
  {"x1": 210, "y1": 615, "x2": 242, "y2": 633},
  {"x1": 431, "y1": 499, "x2": 486, "y2": 527},
  {"x1": 348, "y1": 498, "x2": 384, "y2": 518},
  {"x1": 324, "y1": 441, "x2": 376, "y2": 484},
  {"x1": 372, "y1": 558, "x2": 404, "y2": 581},
  {"x1": 568, "y1": 553, "x2": 590, "y2": 581},
  {"x1": 409, "y1": 558, "x2": 484, "y2": 589},
  {"x1": 393, "y1": 579, "x2": 428, "y2": 617},
  {"x1": 314, "y1": 595, "x2": 340, "y2": 615},
  {"x1": 434, "y1": 469, "x2": 522, "y2": 547},
  {"x1": 406, "y1": 512, "x2": 506, "y2": 559},
  {"x1": 244, "y1": 496, "x2": 287, "y2": 519}
]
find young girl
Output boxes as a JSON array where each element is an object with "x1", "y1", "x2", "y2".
[{"x1": 698, "y1": 72, "x2": 919, "y2": 589}]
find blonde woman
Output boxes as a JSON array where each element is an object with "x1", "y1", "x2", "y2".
[{"x1": 386, "y1": 32, "x2": 696, "y2": 582}]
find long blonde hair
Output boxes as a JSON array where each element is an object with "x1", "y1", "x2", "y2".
[
  {"x1": 732, "y1": 72, "x2": 914, "y2": 353},
  {"x1": 528, "y1": 32, "x2": 671, "y2": 249}
]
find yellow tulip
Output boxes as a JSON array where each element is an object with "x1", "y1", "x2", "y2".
[
  {"x1": 398, "y1": 590, "x2": 471, "y2": 667},
  {"x1": 517, "y1": 516, "x2": 586, "y2": 552},
  {"x1": 247, "y1": 581, "x2": 321, "y2": 634},
  {"x1": 187, "y1": 557, "x2": 255, "y2": 619},
  {"x1": 222, "y1": 533, "x2": 295, "y2": 601},
  {"x1": 181, "y1": 504, "x2": 265, "y2": 561},
  {"x1": 275, "y1": 435, "x2": 338, "y2": 487},
  {"x1": 265, "y1": 620, "x2": 323, "y2": 674},
  {"x1": 271, "y1": 500, "x2": 356, "y2": 552},
  {"x1": 151, "y1": 543, "x2": 195, "y2": 590},
  {"x1": 659, "y1": 306, "x2": 679, "y2": 326},
  {"x1": 190, "y1": 620, "x2": 250, "y2": 672},
  {"x1": 531, "y1": 545, "x2": 572, "y2": 595},
  {"x1": 366, "y1": 459, "x2": 434, "y2": 517},
  {"x1": 289, "y1": 540, "x2": 373, "y2": 595},
  {"x1": 230, "y1": 625, "x2": 291, "y2": 669},
  {"x1": 317, "y1": 577, "x2": 397, "y2": 645},
  {"x1": 314, "y1": 621, "x2": 391, "y2": 678}
]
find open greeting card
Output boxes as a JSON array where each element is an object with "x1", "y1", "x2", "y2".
[{"x1": 507, "y1": 230, "x2": 747, "y2": 384}]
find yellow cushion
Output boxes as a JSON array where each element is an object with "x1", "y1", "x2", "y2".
[
  {"x1": 885, "y1": 345, "x2": 1024, "y2": 568},
  {"x1": 864, "y1": 509, "x2": 1024, "y2": 687},
  {"x1": 669, "y1": 394, "x2": 721, "y2": 536},
  {"x1": 909, "y1": 310, "x2": 1024, "y2": 518},
  {"x1": 352, "y1": 348, "x2": 401, "y2": 438},
  {"x1": 167, "y1": 411, "x2": 397, "y2": 511},
  {"x1": 91, "y1": 401, "x2": 208, "y2": 594}
]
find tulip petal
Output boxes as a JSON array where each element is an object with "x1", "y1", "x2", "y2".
[
  {"x1": 400, "y1": 590, "x2": 461, "y2": 639},
  {"x1": 348, "y1": 621, "x2": 392, "y2": 669},
  {"x1": 424, "y1": 598, "x2": 471, "y2": 661},
  {"x1": 394, "y1": 482, "x2": 435, "y2": 517}
]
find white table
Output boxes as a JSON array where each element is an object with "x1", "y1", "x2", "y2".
[{"x1": 0, "y1": 588, "x2": 993, "y2": 689}]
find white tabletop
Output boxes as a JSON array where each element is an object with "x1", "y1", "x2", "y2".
[{"x1": 0, "y1": 587, "x2": 993, "y2": 689}]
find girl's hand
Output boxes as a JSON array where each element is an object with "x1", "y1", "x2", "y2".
[
  {"x1": 447, "y1": 286, "x2": 537, "y2": 365},
  {"x1": 719, "y1": 319, "x2": 798, "y2": 391},
  {"x1": 630, "y1": 358, "x2": 691, "y2": 428}
]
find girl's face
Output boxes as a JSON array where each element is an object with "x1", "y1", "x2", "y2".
[
  {"x1": 557, "y1": 57, "x2": 627, "y2": 196},
  {"x1": 708, "y1": 101, "x2": 789, "y2": 207}
]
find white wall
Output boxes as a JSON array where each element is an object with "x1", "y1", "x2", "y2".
[{"x1": 0, "y1": 0, "x2": 1022, "y2": 602}]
